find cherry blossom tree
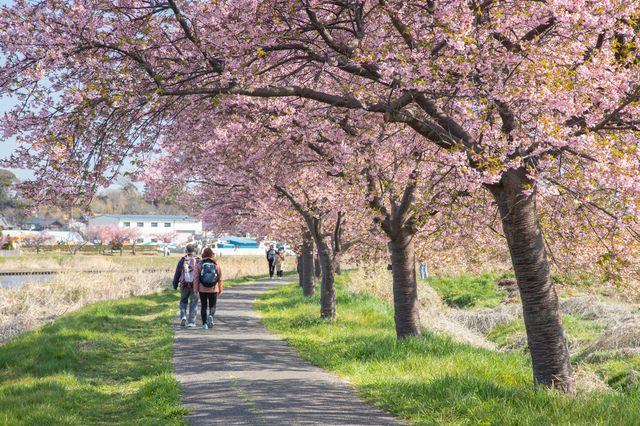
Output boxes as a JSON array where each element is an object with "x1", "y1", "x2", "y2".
[
  {"x1": 2, "y1": 0, "x2": 640, "y2": 391},
  {"x1": 86, "y1": 225, "x2": 114, "y2": 255},
  {"x1": 23, "y1": 231, "x2": 55, "y2": 254},
  {"x1": 151, "y1": 231, "x2": 178, "y2": 247},
  {"x1": 65, "y1": 222, "x2": 92, "y2": 255},
  {"x1": 111, "y1": 225, "x2": 142, "y2": 256}
]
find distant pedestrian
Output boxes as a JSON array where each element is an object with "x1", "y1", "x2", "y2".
[
  {"x1": 274, "y1": 248, "x2": 285, "y2": 279},
  {"x1": 419, "y1": 257, "x2": 428, "y2": 280},
  {"x1": 194, "y1": 248, "x2": 223, "y2": 330},
  {"x1": 266, "y1": 244, "x2": 276, "y2": 278},
  {"x1": 173, "y1": 244, "x2": 199, "y2": 327}
]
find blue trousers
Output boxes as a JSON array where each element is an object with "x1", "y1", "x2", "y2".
[{"x1": 419, "y1": 263, "x2": 429, "y2": 280}]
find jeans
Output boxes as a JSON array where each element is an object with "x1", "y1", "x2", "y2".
[
  {"x1": 180, "y1": 284, "x2": 198, "y2": 324},
  {"x1": 268, "y1": 260, "x2": 275, "y2": 278},
  {"x1": 419, "y1": 263, "x2": 429, "y2": 280}
]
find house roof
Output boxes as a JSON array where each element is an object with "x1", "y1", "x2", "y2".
[
  {"x1": 221, "y1": 235, "x2": 260, "y2": 247},
  {"x1": 23, "y1": 218, "x2": 64, "y2": 226},
  {"x1": 93, "y1": 214, "x2": 199, "y2": 221}
]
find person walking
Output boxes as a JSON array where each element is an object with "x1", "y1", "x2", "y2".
[
  {"x1": 419, "y1": 256, "x2": 429, "y2": 280},
  {"x1": 274, "y1": 248, "x2": 285, "y2": 279},
  {"x1": 266, "y1": 244, "x2": 276, "y2": 278},
  {"x1": 173, "y1": 244, "x2": 199, "y2": 328},
  {"x1": 193, "y1": 248, "x2": 223, "y2": 330}
]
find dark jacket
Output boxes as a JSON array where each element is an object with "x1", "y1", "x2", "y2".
[
  {"x1": 173, "y1": 254, "x2": 199, "y2": 289},
  {"x1": 266, "y1": 248, "x2": 275, "y2": 262}
]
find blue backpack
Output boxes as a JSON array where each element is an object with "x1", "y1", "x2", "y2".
[{"x1": 200, "y1": 259, "x2": 219, "y2": 287}]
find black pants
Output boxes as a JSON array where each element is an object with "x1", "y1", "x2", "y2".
[
  {"x1": 277, "y1": 270, "x2": 283, "y2": 277},
  {"x1": 268, "y1": 260, "x2": 275, "y2": 277},
  {"x1": 200, "y1": 292, "x2": 218, "y2": 325}
]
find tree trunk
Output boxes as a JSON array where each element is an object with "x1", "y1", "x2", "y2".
[
  {"x1": 301, "y1": 229, "x2": 316, "y2": 297},
  {"x1": 389, "y1": 228, "x2": 422, "y2": 338},
  {"x1": 490, "y1": 168, "x2": 573, "y2": 392},
  {"x1": 315, "y1": 238, "x2": 336, "y2": 319},
  {"x1": 314, "y1": 255, "x2": 322, "y2": 278}
]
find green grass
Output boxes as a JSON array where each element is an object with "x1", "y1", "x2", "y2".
[
  {"x1": 0, "y1": 288, "x2": 188, "y2": 425},
  {"x1": 427, "y1": 273, "x2": 509, "y2": 308},
  {"x1": 255, "y1": 276, "x2": 640, "y2": 425}
]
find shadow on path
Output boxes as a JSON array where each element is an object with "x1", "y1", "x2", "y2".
[{"x1": 173, "y1": 277, "x2": 406, "y2": 425}]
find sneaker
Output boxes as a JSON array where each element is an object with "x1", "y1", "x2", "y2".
[
  {"x1": 188, "y1": 323, "x2": 196, "y2": 328},
  {"x1": 180, "y1": 317, "x2": 187, "y2": 326},
  {"x1": 207, "y1": 315, "x2": 213, "y2": 328},
  {"x1": 202, "y1": 324, "x2": 208, "y2": 330}
]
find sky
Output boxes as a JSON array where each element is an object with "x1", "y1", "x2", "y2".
[{"x1": 0, "y1": 95, "x2": 33, "y2": 181}]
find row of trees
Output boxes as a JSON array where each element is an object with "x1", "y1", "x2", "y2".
[
  {"x1": 0, "y1": 169, "x2": 186, "y2": 224},
  {"x1": 12, "y1": 224, "x2": 178, "y2": 256},
  {"x1": 2, "y1": 0, "x2": 640, "y2": 393}
]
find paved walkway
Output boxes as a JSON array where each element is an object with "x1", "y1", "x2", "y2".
[{"x1": 173, "y1": 277, "x2": 406, "y2": 425}]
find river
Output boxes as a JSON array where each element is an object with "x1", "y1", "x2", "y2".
[{"x1": 0, "y1": 275, "x2": 57, "y2": 288}]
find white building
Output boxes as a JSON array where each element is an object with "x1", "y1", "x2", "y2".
[{"x1": 89, "y1": 215, "x2": 202, "y2": 244}]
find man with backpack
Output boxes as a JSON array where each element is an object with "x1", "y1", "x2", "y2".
[
  {"x1": 173, "y1": 244, "x2": 199, "y2": 327},
  {"x1": 193, "y1": 247, "x2": 223, "y2": 330}
]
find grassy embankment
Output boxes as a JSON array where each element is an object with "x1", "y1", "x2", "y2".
[
  {"x1": 255, "y1": 273, "x2": 640, "y2": 425},
  {"x1": 0, "y1": 274, "x2": 270, "y2": 425}
]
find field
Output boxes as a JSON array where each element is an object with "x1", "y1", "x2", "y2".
[
  {"x1": 0, "y1": 252, "x2": 296, "y2": 278},
  {"x1": 0, "y1": 253, "x2": 295, "y2": 344}
]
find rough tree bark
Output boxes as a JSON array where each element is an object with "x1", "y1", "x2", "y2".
[
  {"x1": 388, "y1": 227, "x2": 422, "y2": 338},
  {"x1": 301, "y1": 229, "x2": 316, "y2": 297},
  {"x1": 315, "y1": 237, "x2": 337, "y2": 318},
  {"x1": 314, "y1": 255, "x2": 322, "y2": 278},
  {"x1": 490, "y1": 169, "x2": 573, "y2": 392}
]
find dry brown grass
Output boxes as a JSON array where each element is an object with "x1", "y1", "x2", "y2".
[
  {"x1": 1, "y1": 256, "x2": 123, "y2": 271},
  {"x1": 451, "y1": 306, "x2": 518, "y2": 334},
  {"x1": 215, "y1": 256, "x2": 296, "y2": 279},
  {"x1": 0, "y1": 255, "x2": 297, "y2": 344},
  {"x1": 572, "y1": 365, "x2": 611, "y2": 394},
  {"x1": 0, "y1": 270, "x2": 171, "y2": 344},
  {"x1": 581, "y1": 319, "x2": 640, "y2": 356},
  {"x1": 559, "y1": 297, "x2": 635, "y2": 321},
  {"x1": 347, "y1": 262, "x2": 496, "y2": 349}
]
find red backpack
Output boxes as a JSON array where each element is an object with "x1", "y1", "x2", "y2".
[{"x1": 179, "y1": 255, "x2": 198, "y2": 285}]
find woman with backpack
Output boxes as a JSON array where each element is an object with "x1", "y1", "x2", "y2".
[{"x1": 193, "y1": 247, "x2": 223, "y2": 329}]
